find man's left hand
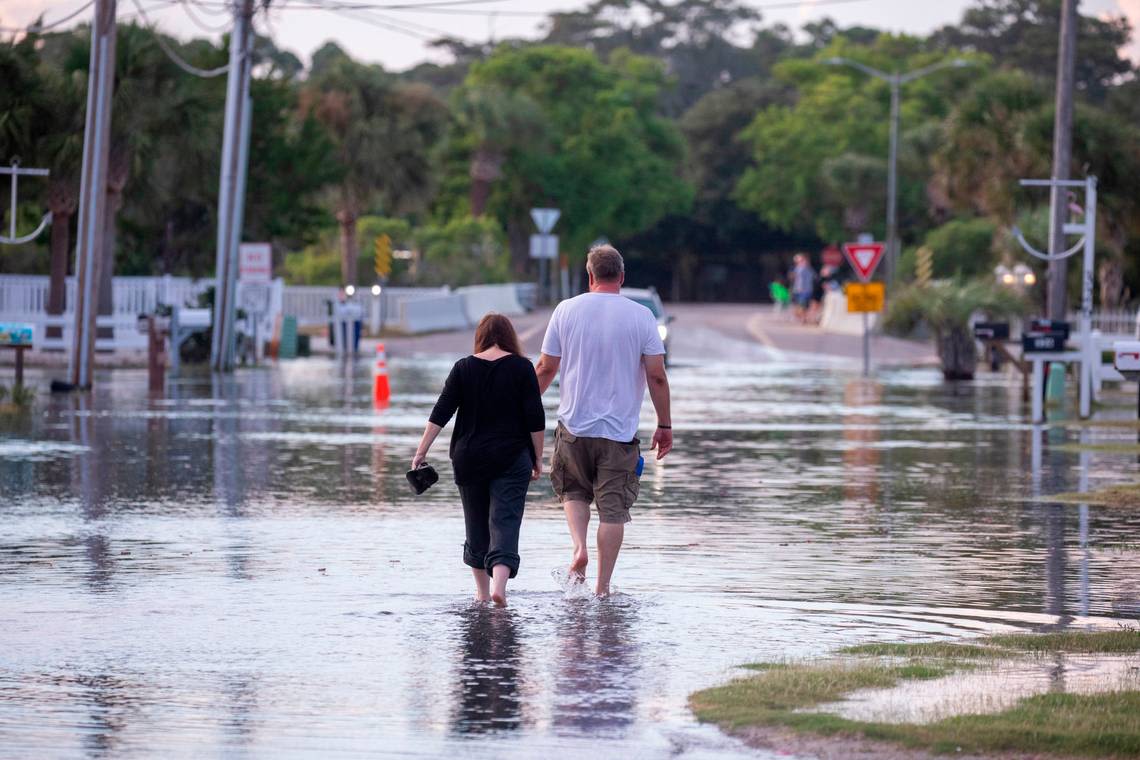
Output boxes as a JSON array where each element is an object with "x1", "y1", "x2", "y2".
[{"x1": 650, "y1": 427, "x2": 673, "y2": 460}]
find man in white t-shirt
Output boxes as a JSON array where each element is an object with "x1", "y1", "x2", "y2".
[{"x1": 535, "y1": 244, "x2": 673, "y2": 597}]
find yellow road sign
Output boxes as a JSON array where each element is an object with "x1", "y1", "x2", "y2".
[
  {"x1": 846, "y1": 281, "x2": 884, "y2": 313},
  {"x1": 915, "y1": 246, "x2": 933, "y2": 286},
  {"x1": 374, "y1": 234, "x2": 392, "y2": 278}
]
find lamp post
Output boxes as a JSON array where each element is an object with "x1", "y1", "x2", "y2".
[{"x1": 825, "y1": 57, "x2": 974, "y2": 288}]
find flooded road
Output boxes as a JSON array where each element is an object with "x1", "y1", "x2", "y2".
[{"x1": 2, "y1": 342, "x2": 1139, "y2": 758}]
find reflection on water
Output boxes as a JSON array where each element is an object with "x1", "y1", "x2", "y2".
[
  {"x1": 1, "y1": 357, "x2": 1139, "y2": 758},
  {"x1": 453, "y1": 606, "x2": 525, "y2": 736}
]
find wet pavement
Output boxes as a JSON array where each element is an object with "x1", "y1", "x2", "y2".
[{"x1": 2, "y1": 334, "x2": 1140, "y2": 758}]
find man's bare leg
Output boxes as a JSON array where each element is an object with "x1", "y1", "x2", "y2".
[
  {"x1": 595, "y1": 521, "x2": 624, "y2": 597},
  {"x1": 563, "y1": 499, "x2": 590, "y2": 581},
  {"x1": 471, "y1": 568, "x2": 491, "y2": 602},
  {"x1": 490, "y1": 564, "x2": 510, "y2": 607}
]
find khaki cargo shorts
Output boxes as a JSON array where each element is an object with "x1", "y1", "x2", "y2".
[{"x1": 550, "y1": 422, "x2": 640, "y2": 524}]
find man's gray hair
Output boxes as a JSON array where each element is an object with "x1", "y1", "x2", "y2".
[{"x1": 586, "y1": 244, "x2": 624, "y2": 282}]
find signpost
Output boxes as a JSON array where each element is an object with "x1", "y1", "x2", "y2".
[
  {"x1": 843, "y1": 241, "x2": 886, "y2": 376},
  {"x1": 530, "y1": 207, "x2": 560, "y2": 303}
]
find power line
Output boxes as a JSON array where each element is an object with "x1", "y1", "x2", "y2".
[
  {"x1": 131, "y1": 0, "x2": 232, "y2": 77},
  {"x1": 179, "y1": 0, "x2": 234, "y2": 33},
  {"x1": 0, "y1": 0, "x2": 95, "y2": 34}
]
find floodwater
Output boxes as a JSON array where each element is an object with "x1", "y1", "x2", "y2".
[{"x1": 2, "y1": 344, "x2": 1139, "y2": 758}]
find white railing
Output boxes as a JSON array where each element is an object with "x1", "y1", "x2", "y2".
[
  {"x1": 1069, "y1": 308, "x2": 1138, "y2": 338},
  {"x1": 0, "y1": 275, "x2": 540, "y2": 342},
  {"x1": 281, "y1": 285, "x2": 450, "y2": 327},
  {"x1": 0, "y1": 274, "x2": 212, "y2": 318}
]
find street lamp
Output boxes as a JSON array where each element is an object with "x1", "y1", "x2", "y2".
[{"x1": 825, "y1": 57, "x2": 974, "y2": 288}]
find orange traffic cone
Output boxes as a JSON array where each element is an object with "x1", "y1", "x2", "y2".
[{"x1": 373, "y1": 342, "x2": 391, "y2": 408}]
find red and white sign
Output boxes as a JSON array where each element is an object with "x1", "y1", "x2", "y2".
[
  {"x1": 843, "y1": 242, "x2": 885, "y2": 283},
  {"x1": 821, "y1": 245, "x2": 843, "y2": 268},
  {"x1": 239, "y1": 242, "x2": 272, "y2": 282}
]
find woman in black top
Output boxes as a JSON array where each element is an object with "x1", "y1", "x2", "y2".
[{"x1": 413, "y1": 313, "x2": 545, "y2": 607}]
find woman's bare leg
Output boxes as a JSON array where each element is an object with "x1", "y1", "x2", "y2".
[
  {"x1": 471, "y1": 568, "x2": 491, "y2": 602},
  {"x1": 490, "y1": 564, "x2": 510, "y2": 606}
]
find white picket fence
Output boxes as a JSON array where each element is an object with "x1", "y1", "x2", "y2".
[{"x1": 1068, "y1": 309, "x2": 1139, "y2": 339}]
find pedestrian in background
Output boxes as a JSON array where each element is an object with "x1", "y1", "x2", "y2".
[
  {"x1": 791, "y1": 254, "x2": 817, "y2": 324},
  {"x1": 413, "y1": 314, "x2": 546, "y2": 607}
]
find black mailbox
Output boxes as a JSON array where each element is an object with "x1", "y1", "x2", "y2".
[
  {"x1": 973, "y1": 322, "x2": 1010, "y2": 340},
  {"x1": 1022, "y1": 331, "x2": 1067, "y2": 352},
  {"x1": 1028, "y1": 319, "x2": 1070, "y2": 340}
]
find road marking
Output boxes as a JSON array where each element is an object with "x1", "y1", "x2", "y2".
[
  {"x1": 745, "y1": 312, "x2": 787, "y2": 361},
  {"x1": 519, "y1": 319, "x2": 549, "y2": 345}
]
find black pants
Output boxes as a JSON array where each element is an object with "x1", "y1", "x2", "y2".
[{"x1": 458, "y1": 450, "x2": 531, "y2": 578}]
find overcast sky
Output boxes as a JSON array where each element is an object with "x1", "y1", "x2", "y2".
[{"x1": 4, "y1": 0, "x2": 1139, "y2": 70}]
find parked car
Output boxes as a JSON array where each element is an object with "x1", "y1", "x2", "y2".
[{"x1": 621, "y1": 287, "x2": 674, "y2": 361}]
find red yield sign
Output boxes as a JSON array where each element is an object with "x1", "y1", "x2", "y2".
[{"x1": 843, "y1": 242, "x2": 885, "y2": 283}]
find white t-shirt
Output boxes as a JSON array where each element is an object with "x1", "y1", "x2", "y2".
[{"x1": 540, "y1": 292, "x2": 666, "y2": 442}]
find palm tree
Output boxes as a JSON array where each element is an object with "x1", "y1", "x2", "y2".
[
  {"x1": 884, "y1": 278, "x2": 1027, "y2": 380},
  {"x1": 301, "y1": 46, "x2": 447, "y2": 285},
  {"x1": 35, "y1": 66, "x2": 86, "y2": 335},
  {"x1": 452, "y1": 86, "x2": 542, "y2": 216}
]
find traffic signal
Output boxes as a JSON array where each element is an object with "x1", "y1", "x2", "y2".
[{"x1": 374, "y1": 233, "x2": 392, "y2": 279}]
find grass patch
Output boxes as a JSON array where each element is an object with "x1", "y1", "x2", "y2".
[
  {"x1": 986, "y1": 630, "x2": 1140, "y2": 654},
  {"x1": 692, "y1": 630, "x2": 1140, "y2": 757},
  {"x1": 1048, "y1": 484, "x2": 1140, "y2": 508},
  {"x1": 1065, "y1": 418, "x2": 1140, "y2": 430},
  {"x1": 840, "y1": 642, "x2": 1004, "y2": 659}
]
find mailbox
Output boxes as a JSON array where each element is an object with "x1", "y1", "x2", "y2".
[
  {"x1": 973, "y1": 322, "x2": 1010, "y2": 340},
  {"x1": 1022, "y1": 331, "x2": 1067, "y2": 352},
  {"x1": 1028, "y1": 319, "x2": 1070, "y2": 340},
  {"x1": 1115, "y1": 340, "x2": 1140, "y2": 377}
]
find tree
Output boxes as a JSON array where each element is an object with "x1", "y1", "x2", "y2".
[
  {"x1": 931, "y1": 0, "x2": 1133, "y2": 102},
  {"x1": 735, "y1": 35, "x2": 975, "y2": 243},
  {"x1": 457, "y1": 46, "x2": 691, "y2": 271},
  {"x1": 884, "y1": 278, "x2": 1026, "y2": 379},
  {"x1": 300, "y1": 44, "x2": 448, "y2": 285},
  {"x1": 543, "y1": 0, "x2": 771, "y2": 115}
]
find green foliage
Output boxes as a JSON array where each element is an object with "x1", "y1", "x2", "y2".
[
  {"x1": 457, "y1": 45, "x2": 692, "y2": 265},
  {"x1": 898, "y1": 217, "x2": 999, "y2": 281},
  {"x1": 883, "y1": 278, "x2": 1027, "y2": 336},
  {"x1": 416, "y1": 216, "x2": 508, "y2": 286},
  {"x1": 735, "y1": 36, "x2": 980, "y2": 242}
]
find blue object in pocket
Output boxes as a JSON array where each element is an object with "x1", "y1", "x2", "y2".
[{"x1": 636, "y1": 455, "x2": 644, "y2": 478}]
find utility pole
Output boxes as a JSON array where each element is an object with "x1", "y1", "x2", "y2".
[
  {"x1": 1047, "y1": 0, "x2": 1078, "y2": 320},
  {"x1": 885, "y1": 77, "x2": 900, "y2": 287},
  {"x1": 69, "y1": 0, "x2": 117, "y2": 390},
  {"x1": 210, "y1": 0, "x2": 256, "y2": 372}
]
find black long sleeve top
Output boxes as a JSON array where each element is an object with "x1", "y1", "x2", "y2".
[{"x1": 428, "y1": 354, "x2": 546, "y2": 485}]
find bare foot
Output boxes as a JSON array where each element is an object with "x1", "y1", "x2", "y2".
[
  {"x1": 491, "y1": 591, "x2": 507, "y2": 607},
  {"x1": 569, "y1": 546, "x2": 588, "y2": 581},
  {"x1": 474, "y1": 592, "x2": 491, "y2": 603},
  {"x1": 595, "y1": 586, "x2": 610, "y2": 599}
]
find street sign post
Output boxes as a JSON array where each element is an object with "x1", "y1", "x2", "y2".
[
  {"x1": 529, "y1": 234, "x2": 558, "y2": 259},
  {"x1": 530, "y1": 208, "x2": 561, "y2": 303},
  {"x1": 843, "y1": 241, "x2": 886, "y2": 377}
]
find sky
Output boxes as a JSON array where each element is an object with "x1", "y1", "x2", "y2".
[{"x1": 3, "y1": 0, "x2": 1138, "y2": 71}]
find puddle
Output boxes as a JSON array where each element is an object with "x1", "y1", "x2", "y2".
[{"x1": 813, "y1": 654, "x2": 1140, "y2": 724}]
